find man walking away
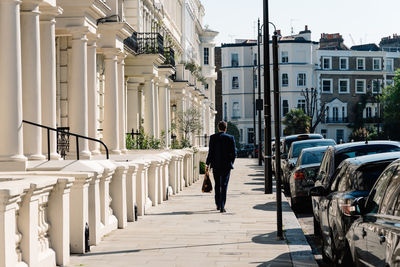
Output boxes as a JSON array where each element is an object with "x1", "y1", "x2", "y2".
[{"x1": 206, "y1": 121, "x2": 237, "y2": 213}]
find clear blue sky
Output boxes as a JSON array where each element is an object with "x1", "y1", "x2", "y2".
[{"x1": 201, "y1": 0, "x2": 400, "y2": 47}]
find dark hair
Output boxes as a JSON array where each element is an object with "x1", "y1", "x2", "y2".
[{"x1": 218, "y1": 121, "x2": 227, "y2": 131}]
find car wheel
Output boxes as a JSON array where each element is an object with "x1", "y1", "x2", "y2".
[{"x1": 313, "y1": 215, "x2": 321, "y2": 236}]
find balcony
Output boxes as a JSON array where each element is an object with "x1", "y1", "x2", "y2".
[
  {"x1": 123, "y1": 32, "x2": 139, "y2": 54},
  {"x1": 323, "y1": 117, "x2": 348, "y2": 124},
  {"x1": 362, "y1": 117, "x2": 383, "y2": 124},
  {"x1": 137, "y1": 32, "x2": 164, "y2": 55},
  {"x1": 163, "y1": 47, "x2": 175, "y2": 66}
]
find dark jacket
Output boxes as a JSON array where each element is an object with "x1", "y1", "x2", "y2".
[{"x1": 206, "y1": 132, "x2": 237, "y2": 172}]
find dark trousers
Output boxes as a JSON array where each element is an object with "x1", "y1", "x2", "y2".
[{"x1": 213, "y1": 169, "x2": 231, "y2": 209}]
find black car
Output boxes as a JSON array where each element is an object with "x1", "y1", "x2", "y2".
[
  {"x1": 312, "y1": 141, "x2": 400, "y2": 237},
  {"x1": 282, "y1": 138, "x2": 335, "y2": 193},
  {"x1": 346, "y1": 158, "x2": 400, "y2": 267},
  {"x1": 310, "y1": 152, "x2": 400, "y2": 265},
  {"x1": 289, "y1": 146, "x2": 330, "y2": 211},
  {"x1": 237, "y1": 144, "x2": 255, "y2": 158}
]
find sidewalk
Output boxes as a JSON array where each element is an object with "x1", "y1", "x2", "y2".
[{"x1": 69, "y1": 158, "x2": 317, "y2": 267}]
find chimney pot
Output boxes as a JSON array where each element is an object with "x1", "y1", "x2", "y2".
[{"x1": 305, "y1": 25, "x2": 308, "y2": 31}]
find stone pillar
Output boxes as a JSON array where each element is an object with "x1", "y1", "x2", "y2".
[
  {"x1": 69, "y1": 27, "x2": 91, "y2": 159},
  {"x1": 117, "y1": 54, "x2": 127, "y2": 153},
  {"x1": 109, "y1": 165, "x2": 127, "y2": 229},
  {"x1": 103, "y1": 49, "x2": 121, "y2": 154},
  {"x1": 143, "y1": 78, "x2": 156, "y2": 137},
  {"x1": 40, "y1": 6, "x2": 61, "y2": 160},
  {"x1": 126, "y1": 80, "x2": 140, "y2": 132},
  {"x1": 154, "y1": 81, "x2": 160, "y2": 139},
  {"x1": 125, "y1": 164, "x2": 137, "y2": 222},
  {"x1": 159, "y1": 84, "x2": 170, "y2": 147},
  {"x1": 87, "y1": 35, "x2": 100, "y2": 155},
  {"x1": 21, "y1": 1, "x2": 45, "y2": 160},
  {"x1": 0, "y1": 0, "x2": 27, "y2": 170}
]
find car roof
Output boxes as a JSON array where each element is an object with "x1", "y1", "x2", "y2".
[
  {"x1": 300, "y1": 146, "x2": 330, "y2": 154},
  {"x1": 292, "y1": 139, "x2": 335, "y2": 146},
  {"x1": 284, "y1": 133, "x2": 323, "y2": 141},
  {"x1": 341, "y1": 151, "x2": 400, "y2": 167},
  {"x1": 334, "y1": 140, "x2": 400, "y2": 153}
]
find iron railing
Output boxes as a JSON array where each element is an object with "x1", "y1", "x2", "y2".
[
  {"x1": 323, "y1": 118, "x2": 349, "y2": 124},
  {"x1": 163, "y1": 47, "x2": 175, "y2": 66},
  {"x1": 137, "y1": 32, "x2": 164, "y2": 55},
  {"x1": 22, "y1": 120, "x2": 109, "y2": 160},
  {"x1": 123, "y1": 32, "x2": 139, "y2": 54}
]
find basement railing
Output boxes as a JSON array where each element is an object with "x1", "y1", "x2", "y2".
[{"x1": 22, "y1": 120, "x2": 109, "y2": 160}]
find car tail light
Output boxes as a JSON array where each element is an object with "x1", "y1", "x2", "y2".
[
  {"x1": 294, "y1": 172, "x2": 305, "y2": 180},
  {"x1": 339, "y1": 197, "x2": 356, "y2": 216}
]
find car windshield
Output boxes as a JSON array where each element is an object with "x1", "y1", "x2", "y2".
[
  {"x1": 355, "y1": 163, "x2": 391, "y2": 191},
  {"x1": 301, "y1": 150, "x2": 326, "y2": 165},
  {"x1": 334, "y1": 145, "x2": 400, "y2": 169},
  {"x1": 291, "y1": 140, "x2": 335, "y2": 158}
]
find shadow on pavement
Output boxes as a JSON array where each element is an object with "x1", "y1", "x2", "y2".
[
  {"x1": 146, "y1": 209, "x2": 217, "y2": 216},
  {"x1": 244, "y1": 182, "x2": 264, "y2": 186},
  {"x1": 248, "y1": 173, "x2": 265, "y2": 177},
  {"x1": 251, "y1": 231, "x2": 286, "y2": 245},
  {"x1": 251, "y1": 252, "x2": 293, "y2": 267},
  {"x1": 253, "y1": 202, "x2": 292, "y2": 212}
]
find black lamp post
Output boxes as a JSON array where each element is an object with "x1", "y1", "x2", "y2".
[{"x1": 257, "y1": 19, "x2": 263, "y2": 166}]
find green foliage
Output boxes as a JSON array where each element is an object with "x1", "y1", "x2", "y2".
[
  {"x1": 380, "y1": 69, "x2": 400, "y2": 140},
  {"x1": 184, "y1": 61, "x2": 207, "y2": 86},
  {"x1": 282, "y1": 109, "x2": 311, "y2": 136},
  {"x1": 349, "y1": 128, "x2": 370, "y2": 142},
  {"x1": 175, "y1": 106, "x2": 202, "y2": 146},
  {"x1": 125, "y1": 127, "x2": 164, "y2": 150},
  {"x1": 227, "y1": 122, "x2": 241, "y2": 150},
  {"x1": 199, "y1": 161, "x2": 206, "y2": 174}
]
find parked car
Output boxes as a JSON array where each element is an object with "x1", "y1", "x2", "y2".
[
  {"x1": 311, "y1": 141, "x2": 400, "y2": 237},
  {"x1": 346, "y1": 158, "x2": 400, "y2": 267},
  {"x1": 282, "y1": 138, "x2": 336, "y2": 193},
  {"x1": 237, "y1": 144, "x2": 255, "y2": 158},
  {"x1": 289, "y1": 146, "x2": 330, "y2": 211},
  {"x1": 310, "y1": 152, "x2": 400, "y2": 265}
]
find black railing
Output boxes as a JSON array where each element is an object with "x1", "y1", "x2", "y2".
[
  {"x1": 163, "y1": 47, "x2": 175, "y2": 66},
  {"x1": 137, "y1": 32, "x2": 164, "y2": 55},
  {"x1": 124, "y1": 32, "x2": 139, "y2": 54},
  {"x1": 57, "y1": 127, "x2": 70, "y2": 159},
  {"x1": 324, "y1": 118, "x2": 349, "y2": 123},
  {"x1": 22, "y1": 120, "x2": 109, "y2": 160},
  {"x1": 363, "y1": 117, "x2": 383, "y2": 123},
  {"x1": 126, "y1": 128, "x2": 141, "y2": 150}
]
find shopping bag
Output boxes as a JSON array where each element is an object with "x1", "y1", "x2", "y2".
[{"x1": 201, "y1": 169, "x2": 213, "y2": 193}]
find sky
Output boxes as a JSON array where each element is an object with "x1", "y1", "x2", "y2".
[{"x1": 201, "y1": 0, "x2": 400, "y2": 47}]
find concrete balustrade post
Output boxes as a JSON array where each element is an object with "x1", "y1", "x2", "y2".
[
  {"x1": 88, "y1": 172, "x2": 102, "y2": 246},
  {"x1": 135, "y1": 163, "x2": 147, "y2": 216},
  {"x1": 147, "y1": 161, "x2": 160, "y2": 206},
  {"x1": 117, "y1": 54, "x2": 127, "y2": 153},
  {"x1": 157, "y1": 162, "x2": 163, "y2": 204},
  {"x1": 109, "y1": 165, "x2": 127, "y2": 229},
  {"x1": 40, "y1": 6, "x2": 61, "y2": 160},
  {"x1": 168, "y1": 155, "x2": 178, "y2": 194},
  {"x1": 161, "y1": 159, "x2": 170, "y2": 201},
  {"x1": 0, "y1": 0, "x2": 27, "y2": 170},
  {"x1": 103, "y1": 49, "x2": 121, "y2": 154},
  {"x1": 125, "y1": 164, "x2": 138, "y2": 222},
  {"x1": 69, "y1": 27, "x2": 91, "y2": 159}
]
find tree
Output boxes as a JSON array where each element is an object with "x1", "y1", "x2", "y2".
[
  {"x1": 301, "y1": 88, "x2": 326, "y2": 133},
  {"x1": 176, "y1": 106, "x2": 202, "y2": 146},
  {"x1": 227, "y1": 121, "x2": 241, "y2": 150},
  {"x1": 380, "y1": 69, "x2": 400, "y2": 140},
  {"x1": 282, "y1": 109, "x2": 311, "y2": 136}
]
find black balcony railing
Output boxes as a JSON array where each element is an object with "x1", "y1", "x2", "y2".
[
  {"x1": 363, "y1": 117, "x2": 383, "y2": 124},
  {"x1": 137, "y1": 32, "x2": 164, "y2": 55},
  {"x1": 163, "y1": 47, "x2": 175, "y2": 66},
  {"x1": 123, "y1": 32, "x2": 139, "y2": 54},
  {"x1": 324, "y1": 117, "x2": 349, "y2": 124}
]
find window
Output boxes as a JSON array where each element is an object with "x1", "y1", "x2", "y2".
[
  {"x1": 356, "y1": 79, "x2": 366, "y2": 93},
  {"x1": 366, "y1": 107, "x2": 372, "y2": 118},
  {"x1": 223, "y1": 103, "x2": 227, "y2": 121},
  {"x1": 203, "y1": 47, "x2": 209, "y2": 65},
  {"x1": 326, "y1": 107, "x2": 329, "y2": 120},
  {"x1": 340, "y1": 57, "x2": 348, "y2": 70},
  {"x1": 282, "y1": 100, "x2": 289, "y2": 117},
  {"x1": 282, "y1": 73, "x2": 289, "y2": 87},
  {"x1": 281, "y1": 51, "x2": 288, "y2": 63},
  {"x1": 357, "y1": 58, "x2": 365, "y2": 70},
  {"x1": 297, "y1": 73, "x2": 306, "y2": 86},
  {"x1": 373, "y1": 58, "x2": 381, "y2": 70},
  {"x1": 333, "y1": 107, "x2": 339, "y2": 121},
  {"x1": 338, "y1": 79, "x2": 349, "y2": 93},
  {"x1": 248, "y1": 128, "x2": 254, "y2": 144},
  {"x1": 253, "y1": 74, "x2": 257, "y2": 89},
  {"x1": 342, "y1": 107, "x2": 346, "y2": 119},
  {"x1": 297, "y1": 99, "x2": 306, "y2": 112},
  {"x1": 232, "y1": 76, "x2": 239, "y2": 89},
  {"x1": 231, "y1": 53, "x2": 239, "y2": 67},
  {"x1": 372, "y1": 80, "x2": 381, "y2": 93},
  {"x1": 240, "y1": 129, "x2": 243, "y2": 142},
  {"x1": 254, "y1": 53, "x2": 257, "y2": 66},
  {"x1": 387, "y1": 79, "x2": 394, "y2": 86},
  {"x1": 322, "y1": 79, "x2": 332, "y2": 93},
  {"x1": 336, "y1": 129, "x2": 344, "y2": 143},
  {"x1": 205, "y1": 83, "x2": 209, "y2": 90},
  {"x1": 367, "y1": 166, "x2": 397, "y2": 214},
  {"x1": 322, "y1": 57, "x2": 331, "y2": 69},
  {"x1": 386, "y1": 58, "x2": 394, "y2": 72},
  {"x1": 232, "y1": 102, "x2": 240, "y2": 119},
  {"x1": 321, "y1": 129, "x2": 327, "y2": 138}
]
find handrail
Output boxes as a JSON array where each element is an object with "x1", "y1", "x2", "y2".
[{"x1": 22, "y1": 120, "x2": 109, "y2": 160}]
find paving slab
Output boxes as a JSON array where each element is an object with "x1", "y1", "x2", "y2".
[{"x1": 69, "y1": 158, "x2": 316, "y2": 267}]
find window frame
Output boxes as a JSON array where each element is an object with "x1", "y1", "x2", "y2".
[
  {"x1": 231, "y1": 53, "x2": 239, "y2": 67},
  {"x1": 282, "y1": 73, "x2": 289, "y2": 87},
  {"x1": 357, "y1": 58, "x2": 365, "y2": 70},
  {"x1": 322, "y1": 57, "x2": 332, "y2": 69},
  {"x1": 297, "y1": 99, "x2": 306, "y2": 112},
  {"x1": 321, "y1": 78, "x2": 333, "y2": 93},
  {"x1": 339, "y1": 57, "x2": 349, "y2": 70},
  {"x1": 297, "y1": 73, "x2": 307, "y2": 87},
  {"x1": 281, "y1": 51, "x2": 289, "y2": 63},
  {"x1": 355, "y1": 79, "x2": 366, "y2": 94},
  {"x1": 203, "y1": 47, "x2": 209, "y2": 65},
  {"x1": 386, "y1": 58, "x2": 394, "y2": 72},
  {"x1": 232, "y1": 76, "x2": 239, "y2": 89},
  {"x1": 338, "y1": 79, "x2": 350, "y2": 94},
  {"x1": 282, "y1": 99, "x2": 289, "y2": 117},
  {"x1": 232, "y1": 101, "x2": 240, "y2": 119},
  {"x1": 373, "y1": 58, "x2": 381, "y2": 70}
]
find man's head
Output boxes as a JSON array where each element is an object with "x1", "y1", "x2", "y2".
[{"x1": 218, "y1": 121, "x2": 227, "y2": 132}]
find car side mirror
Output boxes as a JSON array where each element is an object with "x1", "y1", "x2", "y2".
[
  {"x1": 309, "y1": 186, "x2": 328, "y2": 197},
  {"x1": 281, "y1": 154, "x2": 288, "y2": 160},
  {"x1": 352, "y1": 197, "x2": 367, "y2": 215}
]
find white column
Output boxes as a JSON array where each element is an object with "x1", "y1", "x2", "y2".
[
  {"x1": 40, "y1": 6, "x2": 61, "y2": 160},
  {"x1": 87, "y1": 36, "x2": 100, "y2": 155},
  {"x1": 0, "y1": 0, "x2": 27, "y2": 169},
  {"x1": 103, "y1": 49, "x2": 121, "y2": 154},
  {"x1": 69, "y1": 27, "x2": 91, "y2": 158},
  {"x1": 154, "y1": 81, "x2": 160, "y2": 139},
  {"x1": 143, "y1": 78, "x2": 156, "y2": 137},
  {"x1": 127, "y1": 80, "x2": 140, "y2": 132},
  {"x1": 118, "y1": 54, "x2": 127, "y2": 153},
  {"x1": 21, "y1": 1, "x2": 45, "y2": 160},
  {"x1": 158, "y1": 84, "x2": 169, "y2": 147}
]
